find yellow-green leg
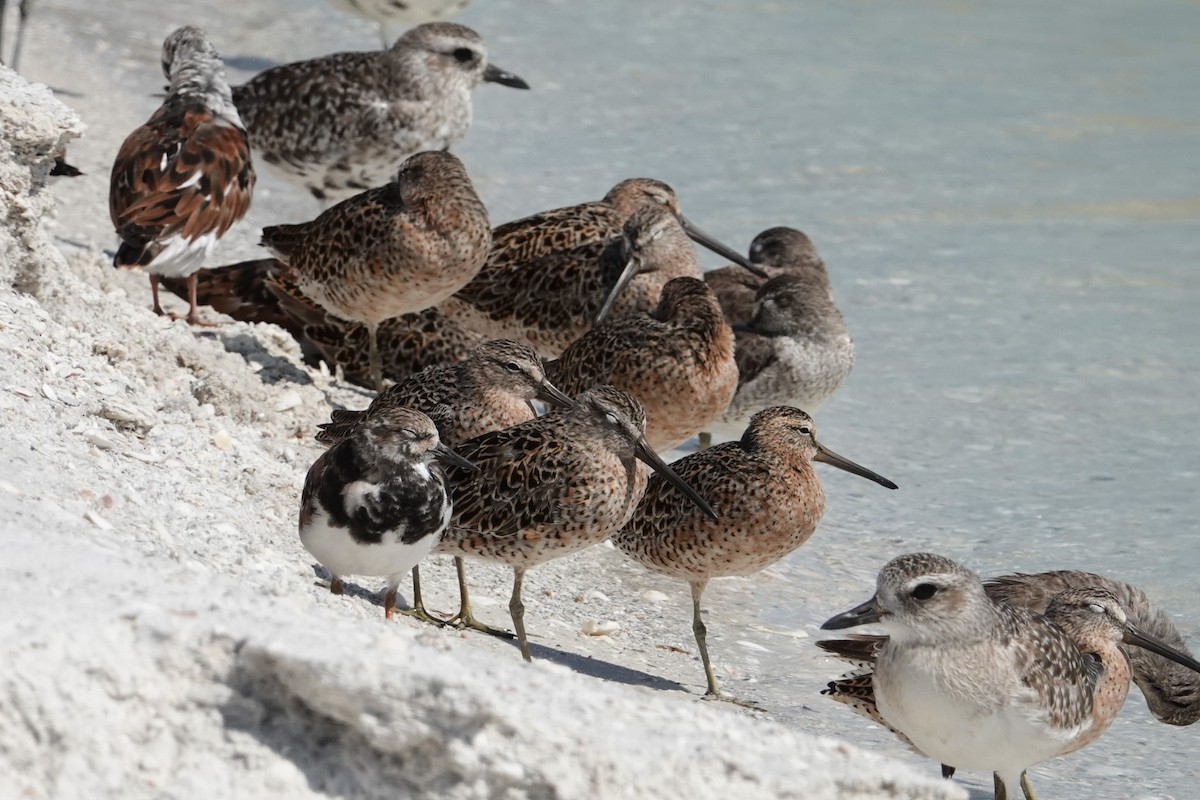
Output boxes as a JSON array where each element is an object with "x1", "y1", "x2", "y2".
[
  {"x1": 447, "y1": 557, "x2": 513, "y2": 638},
  {"x1": 510, "y1": 567, "x2": 532, "y2": 662},
  {"x1": 691, "y1": 580, "x2": 760, "y2": 708},
  {"x1": 398, "y1": 565, "x2": 447, "y2": 626}
]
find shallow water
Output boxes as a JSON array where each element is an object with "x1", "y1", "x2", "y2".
[
  {"x1": 444, "y1": 2, "x2": 1200, "y2": 797},
  {"x1": 36, "y1": 0, "x2": 1200, "y2": 795}
]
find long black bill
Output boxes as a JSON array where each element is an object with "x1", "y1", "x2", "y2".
[
  {"x1": 635, "y1": 439, "x2": 718, "y2": 521},
  {"x1": 536, "y1": 380, "x2": 576, "y2": 409},
  {"x1": 483, "y1": 63, "x2": 531, "y2": 90},
  {"x1": 434, "y1": 442, "x2": 478, "y2": 472},
  {"x1": 677, "y1": 213, "x2": 767, "y2": 278},
  {"x1": 594, "y1": 253, "x2": 640, "y2": 326},
  {"x1": 1124, "y1": 623, "x2": 1200, "y2": 674},
  {"x1": 813, "y1": 442, "x2": 898, "y2": 490},
  {"x1": 821, "y1": 596, "x2": 886, "y2": 630}
]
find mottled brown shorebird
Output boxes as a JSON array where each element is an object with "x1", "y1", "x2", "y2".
[
  {"x1": 299, "y1": 405, "x2": 475, "y2": 619},
  {"x1": 820, "y1": 554, "x2": 1200, "y2": 800},
  {"x1": 109, "y1": 26, "x2": 255, "y2": 325},
  {"x1": 232, "y1": 22, "x2": 527, "y2": 204},
  {"x1": 162, "y1": 258, "x2": 485, "y2": 382},
  {"x1": 261, "y1": 150, "x2": 491, "y2": 390},
  {"x1": 612, "y1": 406, "x2": 896, "y2": 702},
  {"x1": 546, "y1": 277, "x2": 736, "y2": 451},
  {"x1": 447, "y1": 178, "x2": 764, "y2": 358},
  {"x1": 327, "y1": 0, "x2": 473, "y2": 47},
  {"x1": 700, "y1": 272, "x2": 855, "y2": 447},
  {"x1": 436, "y1": 385, "x2": 717, "y2": 661},
  {"x1": 315, "y1": 339, "x2": 574, "y2": 633},
  {"x1": 704, "y1": 227, "x2": 830, "y2": 326}
]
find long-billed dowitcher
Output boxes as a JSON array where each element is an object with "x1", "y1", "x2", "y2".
[
  {"x1": 109, "y1": 26, "x2": 255, "y2": 325},
  {"x1": 447, "y1": 178, "x2": 764, "y2": 358},
  {"x1": 435, "y1": 385, "x2": 716, "y2": 661},
  {"x1": 592, "y1": 203, "x2": 715, "y2": 326},
  {"x1": 232, "y1": 22, "x2": 527, "y2": 203},
  {"x1": 819, "y1": 553, "x2": 1200, "y2": 800},
  {"x1": 299, "y1": 405, "x2": 475, "y2": 619},
  {"x1": 546, "y1": 277, "x2": 736, "y2": 451},
  {"x1": 612, "y1": 406, "x2": 896, "y2": 702},
  {"x1": 260, "y1": 150, "x2": 490, "y2": 390},
  {"x1": 704, "y1": 227, "x2": 829, "y2": 326},
  {"x1": 700, "y1": 272, "x2": 855, "y2": 447},
  {"x1": 328, "y1": 0, "x2": 472, "y2": 47},
  {"x1": 316, "y1": 339, "x2": 574, "y2": 632}
]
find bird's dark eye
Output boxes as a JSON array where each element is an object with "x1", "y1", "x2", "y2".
[
  {"x1": 453, "y1": 48, "x2": 475, "y2": 63},
  {"x1": 505, "y1": 362, "x2": 522, "y2": 372},
  {"x1": 798, "y1": 425, "x2": 811, "y2": 435},
  {"x1": 911, "y1": 583, "x2": 938, "y2": 601}
]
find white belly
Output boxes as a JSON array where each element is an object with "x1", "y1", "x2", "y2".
[{"x1": 300, "y1": 506, "x2": 437, "y2": 582}]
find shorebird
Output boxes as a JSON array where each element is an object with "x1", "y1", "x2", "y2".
[
  {"x1": 260, "y1": 150, "x2": 491, "y2": 391},
  {"x1": 699, "y1": 272, "x2": 854, "y2": 448},
  {"x1": 436, "y1": 385, "x2": 716, "y2": 661},
  {"x1": 704, "y1": 227, "x2": 829, "y2": 326},
  {"x1": 315, "y1": 339, "x2": 575, "y2": 633},
  {"x1": 299, "y1": 405, "x2": 475, "y2": 619},
  {"x1": 327, "y1": 0, "x2": 473, "y2": 48},
  {"x1": 109, "y1": 26, "x2": 255, "y2": 325},
  {"x1": 232, "y1": 22, "x2": 528, "y2": 204},
  {"x1": 0, "y1": 0, "x2": 31, "y2": 71},
  {"x1": 612, "y1": 406, "x2": 896, "y2": 702},
  {"x1": 819, "y1": 553, "x2": 1200, "y2": 800},
  {"x1": 546, "y1": 277, "x2": 736, "y2": 451},
  {"x1": 447, "y1": 178, "x2": 764, "y2": 358}
]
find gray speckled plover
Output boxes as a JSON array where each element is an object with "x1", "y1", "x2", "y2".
[
  {"x1": 820, "y1": 554, "x2": 1200, "y2": 800},
  {"x1": 109, "y1": 26, "x2": 255, "y2": 325},
  {"x1": 260, "y1": 150, "x2": 491, "y2": 391},
  {"x1": 612, "y1": 407, "x2": 896, "y2": 704},
  {"x1": 299, "y1": 405, "x2": 475, "y2": 619},
  {"x1": 232, "y1": 22, "x2": 527, "y2": 204}
]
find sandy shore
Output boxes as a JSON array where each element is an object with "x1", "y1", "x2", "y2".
[{"x1": 0, "y1": 2, "x2": 966, "y2": 797}]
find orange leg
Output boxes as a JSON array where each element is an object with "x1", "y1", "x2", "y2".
[{"x1": 383, "y1": 586, "x2": 398, "y2": 619}]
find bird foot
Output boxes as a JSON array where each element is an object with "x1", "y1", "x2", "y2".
[
  {"x1": 398, "y1": 606, "x2": 451, "y2": 627},
  {"x1": 446, "y1": 611, "x2": 515, "y2": 639},
  {"x1": 701, "y1": 691, "x2": 765, "y2": 711}
]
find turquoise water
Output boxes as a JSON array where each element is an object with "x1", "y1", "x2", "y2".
[{"x1": 447, "y1": 3, "x2": 1200, "y2": 797}]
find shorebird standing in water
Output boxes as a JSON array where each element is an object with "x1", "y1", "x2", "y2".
[
  {"x1": 448, "y1": 178, "x2": 764, "y2": 358},
  {"x1": 315, "y1": 339, "x2": 574, "y2": 633},
  {"x1": 547, "y1": 277, "x2": 737, "y2": 451},
  {"x1": 260, "y1": 150, "x2": 491, "y2": 391},
  {"x1": 299, "y1": 405, "x2": 475, "y2": 619},
  {"x1": 700, "y1": 272, "x2": 855, "y2": 448},
  {"x1": 436, "y1": 386, "x2": 716, "y2": 661},
  {"x1": 820, "y1": 553, "x2": 1200, "y2": 800},
  {"x1": 109, "y1": 26, "x2": 255, "y2": 325},
  {"x1": 327, "y1": 0, "x2": 473, "y2": 48},
  {"x1": 612, "y1": 406, "x2": 896, "y2": 703},
  {"x1": 233, "y1": 22, "x2": 527, "y2": 204},
  {"x1": 705, "y1": 226, "x2": 830, "y2": 326}
]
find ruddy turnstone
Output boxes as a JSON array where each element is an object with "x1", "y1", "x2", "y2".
[
  {"x1": 546, "y1": 277, "x2": 736, "y2": 451},
  {"x1": 316, "y1": 338, "x2": 574, "y2": 632},
  {"x1": 447, "y1": 178, "x2": 764, "y2": 358},
  {"x1": 260, "y1": 150, "x2": 491, "y2": 390},
  {"x1": 109, "y1": 26, "x2": 255, "y2": 325},
  {"x1": 327, "y1": 0, "x2": 473, "y2": 47},
  {"x1": 232, "y1": 22, "x2": 527, "y2": 204},
  {"x1": 299, "y1": 404, "x2": 475, "y2": 619},
  {"x1": 612, "y1": 407, "x2": 896, "y2": 703},
  {"x1": 820, "y1": 554, "x2": 1200, "y2": 800},
  {"x1": 436, "y1": 385, "x2": 716, "y2": 660}
]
